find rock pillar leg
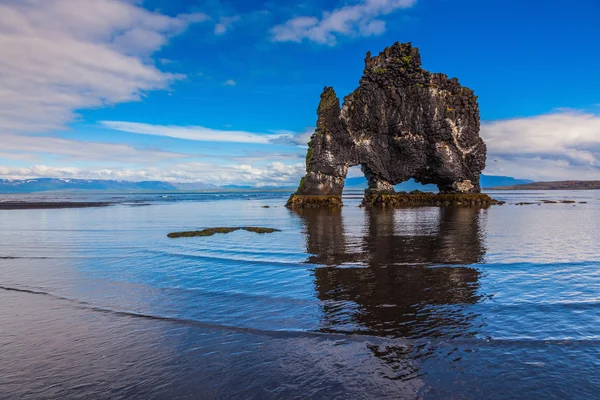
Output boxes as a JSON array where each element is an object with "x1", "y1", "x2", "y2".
[
  {"x1": 437, "y1": 179, "x2": 481, "y2": 194},
  {"x1": 286, "y1": 172, "x2": 347, "y2": 208},
  {"x1": 286, "y1": 86, "x2": 355, "y2": 208},
  {"x1": 362, "y1": 165, "x2": 396, "y2": 194}
]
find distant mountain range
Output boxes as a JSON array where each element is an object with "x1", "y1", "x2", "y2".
[
  {"x1": 0, "y1": 175, "x2": 533, "y2": 193},
  {"x1": 0, "y1": 178, "x2": 219, "y2": 193},
  {"x1": 493, "y1": 181, "x2": 600, "y2": 190},
  {"x1": 480, "y1": 175, "x2": 534, "y2": 188},
  {"x1": 343, "y1": 175, "x2": 533, "y2": 191}
]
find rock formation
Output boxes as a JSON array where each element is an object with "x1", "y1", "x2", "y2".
[{"x1": 287, "y1": 42, "x2": 487, "y2": 207}]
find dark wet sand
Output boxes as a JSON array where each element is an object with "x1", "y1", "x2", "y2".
[{"x1": 0, "y1": 202, "x2": 112, "y2": 210}]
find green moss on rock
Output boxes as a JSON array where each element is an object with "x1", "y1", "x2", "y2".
[
  {"x1": 286, "y1": 194, "x2": 343, "y2": 208},
  {"x1": 305, "y1": 146, "x2": 313, "y2": 166},
  {"x1": 317, "y1": 87, "x2": 339, "y2": 114},
  {"x1": 297, "y1": 176, "x2": 307, "y2": 192},
  {"x1": 362, "y1": 192, "x2": 500, "y2": 208},
  {"x1": 168, "y1": 227, "x2": 281, "y2": 238},
  {"x1": 243, "y1": 227, "x2": 280, "y2": 234}
]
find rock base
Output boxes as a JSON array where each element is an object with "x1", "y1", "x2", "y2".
[
  {"x1": 361, "y1": 192, "x2": 501, "y2": 208},
  {"x1": 286, "y1": 195, "x2": 343, "y2": 208}
]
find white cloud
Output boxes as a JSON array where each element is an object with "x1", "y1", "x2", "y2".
[
  {"x1": 214, "y1": 16, "x2": 241, "y2": 35},
  {"x1": 269, "y1": 128, "x2": 315, "y2": 146},
  {"x1": 0, "y1": 132, "x2": 188, "y2": 163},
  {"x1": 346, "y1": 165, "x2": 366, "y2": 178},
  {"x1": 484, "y1": 156, "x2": 600, "y2": 182},
  {"x1": 223, "y1": 79, "x2": 237, "y2": 86},
  {"x1": 271, "y1": 0, "x2": 416, "y2": 45},
  {"x1": 0, "y1": 0, "x2": 208, "y2": 134},
  {"x1": 11, "y1": 106, "x2": 600, "y2": 184},
  {"x1": 0, "y1": 162, "x2": 306, "y2": 186},
  {"x1": 0, "y1": 152, "x2": 39, "y2": 162},
  {"x1": 482, "y1": 111, "x2": 600, "y2": 180},
  {"x1": 229, "y1": 162, "x2": 305, "y2": 186},
  {"x1": 100, "y1": 121, "x2": 295, "y2": 144}
]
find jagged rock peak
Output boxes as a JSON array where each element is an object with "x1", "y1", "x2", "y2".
[{"x1": 364, "y1": 41, "x2": 422, "y2": 73}]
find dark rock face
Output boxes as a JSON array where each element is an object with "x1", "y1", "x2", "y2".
[{"x1": 290, "y1": 42, "x2": 487, "y2": 204}]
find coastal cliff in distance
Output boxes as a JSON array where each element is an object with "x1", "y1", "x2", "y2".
[{"x1": 493, "y1": 181, "x2": 600, "y2": 190}]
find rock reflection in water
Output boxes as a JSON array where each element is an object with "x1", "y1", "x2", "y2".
[{"x1": 294, "y1": 207, "x2": 487, "y2": 339}]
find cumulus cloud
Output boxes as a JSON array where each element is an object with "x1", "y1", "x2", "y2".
[
  {"x1": 0, "y1": 0, "x2": 208, "y2": 134},
  {"x1": 271, "y1": 0, "x2": 416, "y2": 45},
  {"x1": 101, "y1": 121, "x2": 300, "y2": 144},
  {"x1": 223, "y1": 79, "x2": 237, "y2": 86},
  {"x1": 481, "y1": 111, "x2": 600, "y2": 180},
  {"x1": 0, "y1": 162, "x2": 306, "y2": 187}
]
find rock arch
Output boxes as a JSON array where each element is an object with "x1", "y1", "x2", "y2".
[{"x1": 287, "y1": 42, "x2": 487, "y2": 207}]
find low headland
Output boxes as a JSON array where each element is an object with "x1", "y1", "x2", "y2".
[{"x1": 493, "y1": 181, "x2": 600, "y2": 190}]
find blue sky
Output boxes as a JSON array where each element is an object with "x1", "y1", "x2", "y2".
[{"x1": 1, "y1": 0, "x2": 599, "y2": 185}]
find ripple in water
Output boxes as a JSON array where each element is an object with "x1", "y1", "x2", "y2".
[{"x1": 0, "y1": 191, "x2": 599, "y2": 399}]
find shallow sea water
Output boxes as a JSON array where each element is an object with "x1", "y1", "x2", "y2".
[{"x1": 1, "y1": 190, "x2": 599, "y2": 399}]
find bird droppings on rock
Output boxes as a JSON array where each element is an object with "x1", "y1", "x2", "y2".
[{"x1": 287, "y1": 42, "x2": 489, "y2": 208}]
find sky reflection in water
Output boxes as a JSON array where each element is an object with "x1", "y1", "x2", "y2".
[{"x1": 1, "y1": 191, "x2": 599, "y2": 399}]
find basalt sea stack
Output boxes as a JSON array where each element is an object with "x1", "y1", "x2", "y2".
[{"x1": 287, "y1": 42, "x2": 489, "y2": 208}]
